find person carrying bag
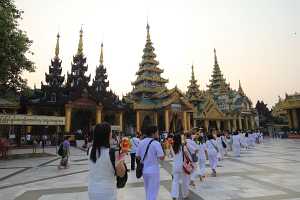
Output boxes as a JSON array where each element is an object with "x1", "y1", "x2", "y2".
[{"x1": 136, "y1": 139, "x2": 154, "y2": 179}]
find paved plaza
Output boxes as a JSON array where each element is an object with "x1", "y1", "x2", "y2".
[{"x1": 1, "y1": 139, "x2": 300, "y2": 200}]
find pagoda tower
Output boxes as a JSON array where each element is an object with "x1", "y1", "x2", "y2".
[
  {"x1": 238, "y1": 80, "x2": 245, "y2": 96},
  {"x1": 41, "y1": 33, "x2": 65, "y2": 102},
  {"x1": 66, "y1": 28, "x2": 91, "y2": 98},
  {"x1": 92, "y1": 43, "x2": 109, "y2": 101},
  {"x1": 207, "y1": 48, "x2": 230, "y2": 97},
  {"x1": 131, "y1": 23, "x2": 168, "y2": 98},
  {"x1": 186, "y1": 65, "x2": 202, "y2": 104}
]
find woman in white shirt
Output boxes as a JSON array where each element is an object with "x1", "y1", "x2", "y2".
[
  {"x1": 88, "y1": 122, "x2": 125, "y2": 200},
  {"x1": 136, "y1": 125, "x2": 165, "y2": 200},
  {"x1": 232, "y1": 132, "x2": 241, "y2": 157},
  {"x1": 170, "y1": 133, "x2": 190, "y2": 200},
  {"x1": 206, "y1": 134, "x2": 218, "y2": 177}
]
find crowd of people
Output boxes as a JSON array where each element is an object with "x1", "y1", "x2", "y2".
[{"x1": 82, "y1": 121, "x2": 265, "y2": 200}]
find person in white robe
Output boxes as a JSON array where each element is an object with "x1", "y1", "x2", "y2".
[
  {"x1": 232, "y1": 132, "x2": 241, "y2": 157},
  {"x1": 206, "y1": 134, "x2": 218, "y2": 177}
]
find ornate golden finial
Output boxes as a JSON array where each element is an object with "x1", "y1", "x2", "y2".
[
  {"x1": 55, "y1": 33, "x2": 60, "y2": 58},
  {"x1": 214, "y1": 48, "x2": 218, "y2": 66},
  {"x1": 191, "y1": 64, "x2": 195, "y2": 80},
  {"x1": 100, "y1": 42, "x2": 104, "y2": 64},
  {"x1": 238, "y1": 80, "x2": 245, "y2": 96},
  {"x1": 146, "y1": 22, "x2": 150, "y2": 41},
  {"x1": 77, "y1": 26, "x2": 83, "y2": 55}
]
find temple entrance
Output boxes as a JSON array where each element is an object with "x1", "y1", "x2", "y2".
[
  {"x1": 71, "y1": 108, "x2": 95, "y2": 134},
  {"x1": 142, "y1": 115, "x2": 152, "y2": 130},
  {"x1": 169, "y1": 113, "x2": 183, "y2": 133}
]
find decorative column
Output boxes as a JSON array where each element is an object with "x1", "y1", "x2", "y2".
[
  {"x1": 186, "y1": 112, "x2": 191, "y2": 131},
  {"x1": 227, "y1": 120, "x2": 231, "y2": 132},
  {"x1": 292, "y1": 109, "x2": 299, "y2": 129},
  {"x1": 232, "y1": 118, "x2": 237, "y2": 132},
  {"x1": 251, "y1": 117, "x2": 255, "y2": 130},
  {"x1": 26, "y1": 107, "x2": 33, "y2": 133},
  {"x1": 154, "y1": 112, "x2": 158, "y2": 126},
  {"x1": 95, "y1": 105, "x2": 102, "y2": 124},
  {"x1": 165, "y1": 110, "x2": 169, "y2": 132},
  {"x1": 119, "y1": 112, "x2": 123, "y2": 132},
  {"x1": 193, "y1": 119, "x2": 197, "y2": 128},
  {"x1": 216, "y1": 120, "x2": 221, "y2": 131},
  {"x1": 238, "y1": 116, "x2": 243, "y2": 131},
  {"x1": 64, "y1": 104, "x2": 72, "y2": 133},
  {"x1": 287, "y1": 110, "x2": 293, "y2": 129},
  {"x1": 136, "y1": 111, "x2": 141, "y2": 133},
  {"x1": 183, "y1": 111, "x2": 187, "y2": 131},
  {"x1": 245, "y1": 116, "x2": 249, "y2": 130},
  {"x1": 204, "y1": 120, "x2": 209, "y2": 133}
]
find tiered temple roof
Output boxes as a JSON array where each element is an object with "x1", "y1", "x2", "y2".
[
  {"x1": 207, "y1": 49, "x2": 230, "y2": 97},
  {"x1": 41, "y1": 33, "x2": 65, "y2": 103},
  {"x1": 131, "y1": 23, "x2": 168, "y2": 98},
  {"x1": 186, "y1": 65, "x2": 203, "y2": 104},
  {"x1": 66, "y1": 28, "x2": 91, "y2": 98}
]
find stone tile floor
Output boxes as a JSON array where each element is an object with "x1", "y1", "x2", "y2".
[{"x1": 0, "y1": 138, "x2": 300, "y2": 200}]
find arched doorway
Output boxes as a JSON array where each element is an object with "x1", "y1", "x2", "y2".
[{"x1": 71, "y1": 108, "x2": 95, "y2": 134}]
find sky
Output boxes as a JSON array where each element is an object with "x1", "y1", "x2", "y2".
[{"x1": 16, "y1": 0, "x2": 300, "y2": 107}]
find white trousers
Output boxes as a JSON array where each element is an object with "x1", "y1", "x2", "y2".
[
  {"x1": 208, "y1": 153, "x2": 218, "y2": 170},
  {"x1": 233, "y1": 144, "x2": 240, "y2": 157},
  {"x1": 143, "y1": 173, "x2": 160, "y2": 200},
  {"x1": 171, "y1": 172, "x2": 190, "y2": 198},
  {"x1": 198, "y1": 158, "x2": 206, "y2": 176}
]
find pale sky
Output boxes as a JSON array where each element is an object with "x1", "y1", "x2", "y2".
[{"x1": 16, "y1": 0, "x2": 300, "y2": 107}]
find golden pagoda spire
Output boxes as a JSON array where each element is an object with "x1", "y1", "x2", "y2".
[
  {"x1": 238, "y1": 80, "x2": 245, "y2": 96},
  {"x1": 54, "y1": 33, "x2": 60, "y2": 58},
  {"x1": 100, "y1": 42, "x2": 104, "y2": 64},
  {"x1": 77, "y1": 27, "x2": 83, "y2": 55},
  {"x1": 214, "y1": 48, "x2": 218, "y2": 66},
  {"x1": 191, "y1": 64, "x2": 195, "y2": 80},
  {"x1": 146, "y1": 22, "x2": 151, "y2": 41}
]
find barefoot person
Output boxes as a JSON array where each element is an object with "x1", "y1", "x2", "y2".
[
  {"x1": 136, "y1": 125, "x2": 164, "y2": 200},
  {"x1": 206, "y1": 134, "x2": 219, "y2": 177}
]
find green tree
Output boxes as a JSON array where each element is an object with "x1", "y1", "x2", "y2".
[{"x1": 0, "y1": 0, "x2": 35, "y2": 95}]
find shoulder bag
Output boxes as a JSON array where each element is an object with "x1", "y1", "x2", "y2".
[{"x1": 136, "y1": 139, "x2": 154, "y2": 179}]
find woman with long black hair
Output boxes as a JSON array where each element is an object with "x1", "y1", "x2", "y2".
[
  {"x1": 170, "y1": 133, "x2": 190, "y2": 200},
  {"x1": 88, "y1": 122, "x2": 125, "y2": 200}
]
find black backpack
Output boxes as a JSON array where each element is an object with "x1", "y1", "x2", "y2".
[
  {"x1": 109, "y1": 149, "x2": 128, "y2": 188},
  {"x1": 58, "y1": 144, "x2": 64, "y2": 156}
]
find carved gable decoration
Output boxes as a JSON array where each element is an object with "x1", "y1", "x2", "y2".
[
  {"x1": 203, "y1": 100, "x2": 224, "y2": 119},
  {"x1": 70, "y1": 97, "x2": 97, "y2": 108}
]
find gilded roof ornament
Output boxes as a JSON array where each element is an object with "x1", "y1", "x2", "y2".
[
  {"x1": 55, "y1": 33, "x2": 60, "y2": 58},
  {"x1": 100, "y1": 42, "x2": 104, "y2": 64},
  {"x1": 77, "y1": 27, "x2": 84, "y2": 55}
]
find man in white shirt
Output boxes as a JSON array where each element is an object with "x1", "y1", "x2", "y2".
[
  {"x1": 130, "y1": 134, "x2": 140, "y2": 170},
  {"x1": 136, "y1": 125, "x2": 164, "y2": 200}
]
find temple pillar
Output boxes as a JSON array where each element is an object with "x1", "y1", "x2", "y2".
[
  {"x1": 193, "y1": 119, "x2": 197, "y2": 128},
  {"x1": 238, "y1": 116, "x2": 242, "y2": 131},
  {"x1": 232, "y1": 118, "x2": 237, "y2": 132},
  {"x1": 26, "y1": 107, "x2": 32, "y2": 133},
  {"x1": 183, "y1": 111, "x2": 187, "y2": 131},
  {"x1": 245, "y1": 116, "x2": 249, "y2": 130},
  {"x1": 216, "y1": 120, "x2": 221, "y2": 131},
  {"x1": 165, "y1": 110, "x2": 169, "y2": 132},
  {"x1": 154, "y1": 112, "x2": 158, "y2": 126},
  {"x1": 64, "y1": 105, "x2": 72, "y2": 133},
  {"x1": 186, "y1": 112, "x2": 191, "y2": 131},
  {"x1": 287, "y1": 110, "x2": 293, "y2": 129},
  {"x1": 250, "y1": 117, "x2": 255, "y2": 130},
  {"x1": 136, "y1": 111, "x2": 141, "y2": 133},
  {"x1": 227, "y1": 120, "x2": 231, "y2": 132},
  {"x1": 119, "y1": 112, "x2": 123, "y2": 132},
  {"x1": 204, "y1": 120, "x2": 209, "y2": 133},
  {"x1": 292, "y1": 109, "x2": 299, "y2": 129},
  {"x1": 95, "y1": 105, "x2": 102, "y2": 124}
]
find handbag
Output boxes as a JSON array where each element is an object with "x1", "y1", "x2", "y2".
[
  {"x1": 136, "y1": 139, "x2": 154, "y2": 179},
  {"x1": 186, "y1": 145, "x2": 198, "y2": 162},
  {"x1": 182, "y1": 146, "x2": 194, "y2": 175},
  {"x1": 109, "y1": 149, "x2": 128, "y2": 188},
  {"x1": 221, "y1": 137, "x2": 227, "y2": 149}
]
